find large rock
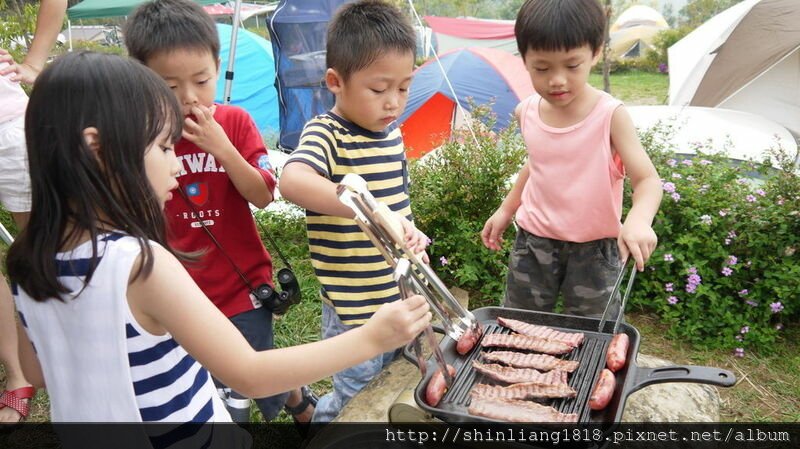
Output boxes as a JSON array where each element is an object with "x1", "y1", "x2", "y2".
[{"x1": 621, "y1": 353, "x2": 722, "y2": 422}]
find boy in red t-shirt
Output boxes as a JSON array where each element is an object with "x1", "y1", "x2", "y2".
[{"x1": 124, "y1": 0, "x2": 315, "y2": 427}]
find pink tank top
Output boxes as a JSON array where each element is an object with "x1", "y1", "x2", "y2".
[{"x1": 515, "y1": 91, "x2": 625, "y2": 243}]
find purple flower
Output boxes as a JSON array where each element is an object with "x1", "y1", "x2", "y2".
[
  {"x1": 671, "y1": 192, "x2": 681, "y2": 202},
  {"x1": 667, "y1": 296, "x2": 679, "y2": 305},
  {"x1": 663, "y1": 253, "x2": 674, "y2": 262},
  {"x1": 700, "y1": 159, "x2": 712, "y2": 166},
  {"x1": 682, "y1": 159, "x2": 693, "y2": 166},
  {"x1": 688, "y1": 274, "x2": 701, "y2": 284},
  {"x1": 439, "y1": 256, "x2": 449, "y2": 266},
  {"x1": 718, "y1": 209, "x2": 729, "y2": 217},
  {"x1": 427, "y1": 237, "x2": 433, "y2": 245},
  {"x1": 658, "y1": 63, "x2": 668, "y2": 74},
  {"x1": 746, "y1": 300, "x2": 759, "y2": 307},
  {"x1": 672, "y1": 173, "x2": 682, "y2": 179},
  {"x1": 665, "y1": 282, "x2": 674, "y2": 292},
  {"x1": 721, "y1": 267, "x2": 733, "y2": 276},
  {"x1": 734, "y1": 348, "x2": 745, "y2": 357},
  {"x1": 667, "y1": 159, "x2": 677, "y2": 167},
  {"x1": 688, "y1": 267, "x2": 698, "y2": 275},
  {"x1": 724, "y1": 238, "x2": 732, "y2": 245},
  {"x1": 686, "y1": 284, "x2": 697, "y2": 294},
  {"x1": 736, "y1": 178, "x2": 748, "y2": 185},
  {"x1": 756, "y1": 189, "x2": 766, "y2": 196},
  {"x1": 728, "y1": 230, "x2": 737, "y2": 239},
  {"x1": 746, "y1": 194, "x2": 757, "y2": 203},
  {"x1": 662, "y1": 182, "x2": 676, "y2": 193},
  {"x1": 740, "y1": 326, "x2": 749, "y2": 334},
  {"x1": 700, "y1": 215, "x2": 712, "y2": 225},
  {"x1": 727, "y1": 255, "x2": 738, "y2": 266},
  {"x1": 777, "y1": 198, "x2": 785, "y2": 205},
  {"x1": 738, "y1": 289, "x2": 749, "y2": 297},
  {"x1": 770, "y1": 302, "x2": 784, "y2": 313}
]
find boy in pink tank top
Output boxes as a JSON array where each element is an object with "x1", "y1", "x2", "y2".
[{"x1": 481, "y1": 0, "x2": 662, "y2": 317}]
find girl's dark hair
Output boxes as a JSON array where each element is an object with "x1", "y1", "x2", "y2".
[
  {"x1": 327, "y1": 0, "x2": 416, "y2": 80},
  {"x1": 6, "y1": 51, "x2": 182, "y2": 302},
  {"x1": 515, "y1": 0, "x2": 606, "y2": 57}
]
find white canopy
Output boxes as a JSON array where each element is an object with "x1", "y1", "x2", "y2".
[
  {"x1": 628, "y1": 105, "x2": 798, "y2": 167},
  {"x1": 668, "y1": 0, "x2": 800, "y2": 137}
]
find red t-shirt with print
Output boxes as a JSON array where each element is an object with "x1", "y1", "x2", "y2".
[{"x1": 165, "y1": 104, "x2": 276, "y2": 318}]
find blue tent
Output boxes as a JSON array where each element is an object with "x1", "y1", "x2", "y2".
[
  {"x1": 268, "y1": 0, "x2": 355, "y2": 151},
  {"x1": 215, "y1": 23, "x2": 279, "y2": 135}
]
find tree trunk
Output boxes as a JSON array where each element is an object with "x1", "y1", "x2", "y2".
[{"x1": 602, "y1": 0, "x2": 612, "y2": 93}]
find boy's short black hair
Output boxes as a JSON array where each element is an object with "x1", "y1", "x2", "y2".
[
  {"x1": 327, "y1": 0, "x2": 416, "y2": 80},
  {"x1": 124, "y1": 0, "x2": 220, "y2": 63},
  {"x1": 515, "y1": 0, "x2": 606, "y2": 57}
]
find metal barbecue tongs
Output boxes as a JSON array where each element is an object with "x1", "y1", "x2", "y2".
[
  {"x1": 336, "y1": 174, "x2": 479, "y2": 378},
  {"x1": 395, "y1": 259, "x2": 454, "y2": 386},
  {"x1": 597, "y1": 258, "x2": 638, "y2": 334}
]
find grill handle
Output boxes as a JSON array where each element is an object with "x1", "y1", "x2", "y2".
[
  {"x1": 627, "y1": 364, "x2": 737, "y2": 394},
  {"x1": 402, "y1": 324, "x2": 446, "y2": 366}
]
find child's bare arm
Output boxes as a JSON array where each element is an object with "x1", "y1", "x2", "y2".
[
  {"x1": 481, "y1": 102, "x2": 528, "y2": 251},
  {"x1": 481, "y1": 165, "x2": 528, "y2": 251},
  {"x1": 128, "y1": 245, "x2": 431, "y2": 398},
  {"x1": 611, "y1": 106, "x2": 663, "y2": 271},
  {"x1": 182, "y1": 105, "x2": 273, "y2": 208},
  {"x1": 16, "y1": 323, "x2": 44, "y2": 390},
  {"x1": 279, "y1": 162, "x2": 358, "y2": 218}
]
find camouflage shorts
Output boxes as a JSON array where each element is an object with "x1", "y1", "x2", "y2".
[{"x1": 504, "y1": 228, "x2": 623, "y2": 318}]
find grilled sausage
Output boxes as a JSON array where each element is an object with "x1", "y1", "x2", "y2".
[
  {"x1": 588, "y1": 369, "x2": 616, "y2": 410},
  {"x1": 425, "y1": 364, "x2": 456, "y2": 407},
  {"x1": 456, "y1": 324, "x2": 483, "y2": 355},
  {"x1": 606, "y1": 333, "x2": 629, "y2": 372}
]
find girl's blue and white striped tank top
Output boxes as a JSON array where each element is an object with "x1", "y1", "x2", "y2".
[{"x1": 13, "y1": 232, "x2": 234, "y2": 441}]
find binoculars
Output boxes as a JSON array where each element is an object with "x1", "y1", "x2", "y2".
[{"x1": 252, "y1": 268, "x2": 301, "y2": 315}]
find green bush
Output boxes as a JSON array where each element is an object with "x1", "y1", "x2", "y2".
[
  {"x1": 632, "y1": 123, "x2": 799, "y2": 354},
  {"x1": 408, "y1": 105, "x2": 526, "y2": 307},
  {"x1": 641, "y1": 26, "x2": 693, "y2": 73}
]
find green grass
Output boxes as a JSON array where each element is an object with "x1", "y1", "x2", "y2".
[{"x1": 589, "y1": 70, "x2": 670, "y2": 105}]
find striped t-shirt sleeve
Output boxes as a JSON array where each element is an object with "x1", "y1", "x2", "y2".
[{"x1": 286, "y1": 118, "x2": 335, "y2": 178}]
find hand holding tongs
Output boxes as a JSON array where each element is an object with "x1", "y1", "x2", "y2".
[
  {"x1": 336, "y1": 173, "x2": 479, "y2": 344},
  {"x1": 395, "y1": 259, "x2": 454, "y2": 386},
  {"x1": 598, "y1": 258, "x2": 637, "y2": 334}
]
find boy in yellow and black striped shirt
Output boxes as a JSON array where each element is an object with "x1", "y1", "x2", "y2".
[{"x1": 280, "y1": 0, "x2": 429, "y2": 423}]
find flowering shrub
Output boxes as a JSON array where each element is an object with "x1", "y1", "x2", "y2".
[
  {"x1": 408, "y1": 105, "x2": 526, "y2": 305},
  {"x1": 633, "y1": 124, "x2": 800, "y2": 353}
]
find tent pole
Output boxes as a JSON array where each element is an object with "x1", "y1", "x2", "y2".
[
  {"x1": 67, "y1": 19, "x2": 72, "y2": 52},
  {"x1": 223, "y1": 0, "x2": 243, "y2": 105}
]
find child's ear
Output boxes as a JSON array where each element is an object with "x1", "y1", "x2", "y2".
[
  {"x1": 325, "y1": 68, "x2": 343, "y2": 94},
  {"x1": 591, "y1": 48, "x2": 602, "y2": 66},
  {"x1": 82, "y1": 127, "x2": 102, "y2": 158}
]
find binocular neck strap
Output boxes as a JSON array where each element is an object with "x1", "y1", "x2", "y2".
[{"x1": 177, "y1": 187, "x2": 256, "y2": 292}]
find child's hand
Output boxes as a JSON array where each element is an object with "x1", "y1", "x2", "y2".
[
  {"x1": 363, "y1": 295, "x2": 431, "y2": 352},
  {"x1": 182, "y1": 105, "x2": 235, "y2": 160},
  {"x1": 617, "y1": 219, "x2": 658, "y2": 272},
  {"x1": 397, "y1": 214, "x2": 430, "y2": 263},
  {"x1": 481, "y1": 208, "x2": 514, "y2": 251}
]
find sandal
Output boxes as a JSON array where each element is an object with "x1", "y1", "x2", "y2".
[
  {"x1": 284, "y1": 386, "x2": 317, "y2": 437},
  {"x1": 0, "y1": 386, "x2": 36, "y2": 423}
]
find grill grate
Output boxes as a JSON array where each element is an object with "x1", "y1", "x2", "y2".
[{"x1": 437, "y1": 322, "x2": 611, "y2": 423}]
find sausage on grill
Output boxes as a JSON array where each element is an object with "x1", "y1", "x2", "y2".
[
  {"x1": 456, "y1": 323, "x2": 483, "y2": 355},
  {"x1": 589, "y1": 369, "x2": 616, "y2": 410},
  {"x1": 425, "y1": 364, "x2": 456, "y2": 407},
  {"x1": 606, "y1": 333, "x2": 629, "y2": 372}
]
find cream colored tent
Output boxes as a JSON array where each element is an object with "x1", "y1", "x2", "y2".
[
  {"x1": 668, "y1": 0, "x2": 800, "y2": 137},
  {"x1": 609, "y1": 5, "x2": 669, "y2": 59}
]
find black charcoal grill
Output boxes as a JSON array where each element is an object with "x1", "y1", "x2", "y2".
[{"x1": 404, "y1": 306, "x2": 736, "y2": 425}]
